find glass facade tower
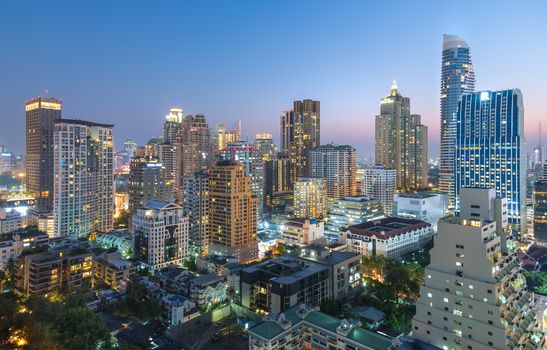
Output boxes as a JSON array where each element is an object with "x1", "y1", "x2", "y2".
[{"x1": 439, "y1": 35, "x2": 475, "y2": 208}]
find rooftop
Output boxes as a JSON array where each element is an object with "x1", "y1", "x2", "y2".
[
  {"x1": 343, "y1": 217, "x2": 430, "y2": 239},
  {"x1": 396, "y1": 192, "x2": 439, "y2": 199},
  {"x1": 57, "y1": 118, "x2": 114, "y2": 128},
  {"x1": 443, "y1": 34, "x2": 469, "y2": 50}
]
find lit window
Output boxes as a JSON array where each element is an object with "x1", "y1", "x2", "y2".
[{"x1": 427, "y1": 293, "x2": 432, "y2": 298}]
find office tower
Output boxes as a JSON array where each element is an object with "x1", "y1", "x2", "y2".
[
  {"x1": 309, "y1": 144, "x2": 357, "y2": 200},
  {"x1": 127, "y1": 156, "x2": 170, "y2": 215},
  {"x1": 534, "y1": 164, "x2": 547, "y2": 244},
  {"x1": 362, "y1": 165, "x2": 396, "y2": 215},
  {"x1": 122, "y1": 138, "x2": 138, "y2": 165},
  {"x1": 455, "y1": 89, "x2": 527, "y2": 232},
  {"x1": 280, "y1": 99, "x2": 320, "y2": 185},
  {"x1": 324, "y1": 196, "x2": 385, "y2": 243},
  {"x1": 222, "y1": 141, "x2": 265, "y2": 221},
  {"x1": 182, "y1": 170, "x2": 210, "y2": 256},
  {"x1": 440, "y1": 34, "x2": 476, "y2": 207},
  {"x1": 145, "y1": 137, "x2": 162, "y2": 158},
  {"x1": 164, "y1": 107, "x2": 184, "y2": 144},
  {"x1": 355, "y1": 168, "x2": 365, "y2": 195},
  {"x1": 208, "y1": 161, "x2": 258, "y2": 263},
  {"x1": 214, "y1": 121, "x2": 241, "y2": 152},
  {"x1": 53, "y1": 119, "x2": 114, "y2": 238},
  {"x1": 133, "y1": 200, "x2": 189, "y2": 271},
  {"x1": 294, "y1": 177, "x2": 328, "y2": 219},
  {"x1": 412, "y1": 188, "x2": 544, "y2": 350},
  {"x1": 157, "y1": 143, "x2": 177, "y2": 190},
  {"x1": 375, "y1": 81, "x2": 428, "y2": 191},
  {"x1": 254, "y1": 133, "x2": 276, "y2": 160},
  {"x1": 25, "y1": 97, "x2": 62, "y2": 216}
]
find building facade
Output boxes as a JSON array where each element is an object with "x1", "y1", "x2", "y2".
[
  {"x1": 309, "y1": 144, "x2": 357, "y2": 200},
  {"x1": 278, "y1": 218, "x2": 324, "y2": 247},
  {"x1": 412, "y1": 188, "x2": 544, "y2": 349},
  {"x1": 362, "y1": 166, "x2": 396, "y2": 215},
  {"x1": 182, "y1": 170, "x2": 210, "y2": 256},
  {"x1": 133, "y1": 200, "x2": 189, "y2": 271},
  {"x1": 128, "y1": 156, "x2": 170, "y2": 216},
  {"x1": 394, "y1": 192, "x2": 447, "y2": 232},
  {"x1": 439, "y1": 34, "x2": 476, "y2": 208},
  {"x1": 294, "y1": 177, "x2": 328, "y2": 219},
  {"x1": 455, "y1": 89, "x2": 527, "y2": 233},
  {"x1": 375, "y1": 81, "x2": 428, "y2": 191},
  {"x1": 25, "y1": 97, "x2": 62, "y2": 216},
  {"x1": 53, "y1": 119, "x2": 114, "y2": 238},
  {"x1": 254, "y1": 133, "x2": 277, "y2": 161}
]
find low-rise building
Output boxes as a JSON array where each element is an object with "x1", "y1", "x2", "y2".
[
  {"x1": 0, "y1": 228, "x2": 49, "y2": 270},
  {"x1": 248, "y1": 304, "x2": 393, "y2": 350},
  {"x1": 295, "y1": 245, "x2": 360, "y2": 300},
  {"x1": 93, "y1": 250, "x2": 135, "y2": 292},
  {"x1": 0, "y1": 209, "x2": 23, "y2": 235},
  {"x1": 394, "y1": 192, "x2": 447, "y2": 231},
  {"x1": 160, "y1": 294, "x2": 199, "y2": 326},
  {"x1": 240, "y1": 257, "x2": 329, "y2": 314},
  {"x1": 278, "y1": 218, "x2": 324, "y2": 247},
  {"x1": 95, "y1": 230, "x2": 133, "y2": 259},
  {"x1": 196, "y1": 254, "x2": 237, "y2": 275},
  {"x1": 188, "y1": 273, "x2": 228, "y2": 310},
  {"x1": 341, "y1": 217, "x2": 432, "y2": 258}
]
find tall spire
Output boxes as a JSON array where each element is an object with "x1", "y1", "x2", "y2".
[{"x1": 389, "y1": 79, "x2": 401, "y2": 97}]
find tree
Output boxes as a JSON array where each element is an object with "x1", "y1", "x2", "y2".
[
  {"x1": 55, "y1": 307, "x2": 114, "y2": 350},
  {"x1": 320, "y1": 299, "x2": 341, "y2": 317}
]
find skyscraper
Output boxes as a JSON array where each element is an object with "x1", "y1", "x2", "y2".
[
  {"x1": 455, "y1": 89, "x2": 527, "y2": 232},
  {"x1": 412, "y1": 188, "x2": 544, "y2": 349},
  {"x1": 208, "y1": 161, "x2": 258, "y2": 263},
  {"x1": 128, "y1": 156, "x2": 170, "y2": 216},
  {"x1": 254, "y1": 133, "x2": 277, "y2": 161},
  {"x1": 122, "y1": 138, "x2": 138, "y2": 165},
  {"x1": 362, "y1": 165, "x2": 396, "y2": 215},
  {"x1": 309, "y1": 144, "x2": 357, "y2": 200},
  {"x1": 375, "y1": 81, "x2": 428, "y2": 191},
  {"x1": 182, "y1": 170, "x2": 210, "y2": 256},
  {"x1": 439, "y1": 34, "x2": 476, "y2": 208},
  {"x1": 164, "y1": 107, "x2": 184, "y2": 145},
  {"x1": 294, "y1": 177, "x2": 328, "y2": 219},
  {"x1": 133, "y1": 200, "x2": 189, "y2": 271},
  {"x1": 280, "y1": 99, "x2": 320, "y2": 185},
  {"x1": 53, "y1": 119, "x2": 114, "y2": 238},
  {"x1": 25, "y1": 97, "x2": 62, "y2": 217}
]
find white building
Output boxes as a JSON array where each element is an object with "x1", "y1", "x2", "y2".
[
  {"x1": 394, "y1": 192, "x2": 447, "y2": 231},
  {"x1": 362, "y1": 165, "x2": 396, "y2": 215},
  {"x1": 278, "y1": 218, "x2": 324, "y2": 247},
  {"x1": 53, "y1": 119, "x2": 114, "y2": 238},
  {"x1": 412, "y1": 188, "x2": 545, "y2": 349},
  {"x1": 294, "y1": 177, "x2": 328, "y2": 219},
  {"x1": 309, "y1": 144, "x2": 357, "y2": 200},
  {"x1": 161, "y1": 294, "x2": 198, "y2": 326},
  {"x1": 133, "y1": 200, "x2": 189, "y2": 271},
  {"x1": 341, "y1": 217, "x2": 432, "y2": 258},
  {"x1": 0, "y1": 209, "x2": 22, "y2": 235}
]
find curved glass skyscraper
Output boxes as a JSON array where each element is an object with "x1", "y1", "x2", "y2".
[{"x1": 439, "y1": 35, "x2": 475, "y2": 207}]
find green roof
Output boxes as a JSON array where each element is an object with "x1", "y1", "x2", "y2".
[
  {"x1": 349, "y1": 327, "x2": 392, "y2": 350},
  {"x1": 248, "y1": 321, "x2": 284, "y2": 340},
  {"x1": 304, "y1": 311, "x2": 340, "y2": 333}
]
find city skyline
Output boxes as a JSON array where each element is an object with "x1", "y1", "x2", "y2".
[{"x1": 1, "y1": 1, "x2": 547, "y2": 158}]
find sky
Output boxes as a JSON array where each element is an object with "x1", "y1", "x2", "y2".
[{"x1": 1, "y1": 0, "x2": 546, "y2": 159}]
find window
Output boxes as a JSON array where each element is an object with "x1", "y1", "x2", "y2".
[
  {"x1": 488, "y1": 331, "x2": 493, "y2": 336},
  {"x1": 487, "y1": 289, "x2": 492, "y2": 294},
  {"x1": 488, "y1": 342, "x2": 493, "y2": 346}
]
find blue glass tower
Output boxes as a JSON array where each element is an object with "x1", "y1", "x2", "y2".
[
  {"x1": 455, "y1": 89, "x2": 527, "y2": 232},
  {"x1": 439, "y1": 35, "x2": 475, "y2": 208}
]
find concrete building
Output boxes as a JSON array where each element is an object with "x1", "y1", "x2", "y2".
[
  {"x1": 208, "y1": 161, "x2": 258, "y2": 263},
  {"x1": 240, "y1": 257, "x2": 329, "y2": 314},
  {"x1": 455, "y1": 89, "x2": 527, "y2": 233},
  {"x1": 394, "y1": 192, "x2": 447, "y2": 231},
  {"x1": 0, "y1": 228, "x2": 49, "y2": 270},
  {"x1": 95, "y1": 230, "x2": 133, "y2": 259},
  {"x1": 128, "y1": 156, "x2": 170, "y2": 216},
  {"x1": 182, "y1": 170, "x2": 210, "y2": 256},
  {"x1": 534, "y1": 172, "x2": 547, "y2": 244},
  {"x1": 294, "y1": 177, "x2": 328, "y2": 219},
  {"x1": 133, "y1": 200, "x2": 189, "y2": 271},
  {"x1": 160, "y1": 294, "x2": 198, "y2": 326},
  {"x1": 163, "y1": 107, "x2": 184, "y2": 145},
  {"x1": 25, "y1": 97, "x2": 62, "y2": 217},
  {"x1": 309, "y1": 144, "x2": 357, "y2": 200},
  {"x1": 93, "y1": 250, "x2": 135, "y2": 292},
  {"x1": 280, "y1": 100, "x2": 320, "y2": 185},
  {"x1": 341, "y1": 217, "x2": 432, "y2": 258},
  {"x1": 324, "y1": 196, "x2": 385, "y2": 243},
  {"x1": 254, "y1": 133, "x2": 277, "y2": 161},
  {"x1": 362, "y1": 165, "x2": 396, "y2": 215},
  {"x1": 248, "y1": 304, "x2": 393, "y2": 350},
  {"x1": 296, "y1": 245, "x2": 361, "y2": 300},
  {"x1": 375, "y1": 81, "x2": 428, "y2": 191},
  {"x1": 0, "y1": 209, "x2": 23, "y2": 235},
  {"x1": 412, "y1": 188, "x2": 545, "y2": 349},
  {"x1": 278, "y1": 218, "x2": 324, "y2": 247}
]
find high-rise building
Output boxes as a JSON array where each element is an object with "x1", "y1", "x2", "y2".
[
  {"x1": 25, "y1": 97, "x2": 62, "y2": 216},
  {"x1": 533, "y1": 164, "x2": 547, "y2": 244},
  {"x1": 375, "y1": 81, "x2": 428, "y2": 191},
  {"x1": 164, "y1": 107, "x2": 184, "y2": 145},
  {"x1": 254, "y1": 133, "x2": 276, "y2": 161},
  {"x1": 264, "y1": 153, "x2": 292, "y2": 207},
  {"x1": 309, "y1": 144, "x2": 357, "y2": 200},
  {"x1": 208, "y1": 161, "x2": 258, "y2": 263},
  {"x1": 214, "y1": 121, "x2": 241, "y2": 152},
  {"x1": 294, "y1": 177, "x2": 328, "y2": 219},
  {"x1": 53, "y1": 119, "x2": 114, "y2": 238},
  {"x1": 362, "y1": 165, "x2": 396, "y2": 215},
  {"x1": 128, "y1": 156, "x2": 170, "y2": 216},
  {"x1": 133, "y1": 200, "x2": 189, "y2": 271},
  {"x1": 455, "y1": 89, "x2": 527, "y2": 232},
  {"x1": 157, "y1": 143, "x2": 177, "y2": 190},
  {"x1": 412, "y1": 188, "x2": 544, "y2": 350},
  {"x1": 324, "y1": 196, "x2": 385, "y2": 243},
  {"x1": 439, "y1": 34, "x2": 476, "y2": 208},
  {"x1": 222, "y1": 141, "x2": 265, "y2": 221},
  {"x1": 280, "y1": 99, "x2": 320, "y2": 185},
  {"x1": 122, "y1": 138, "x2": 138, "y2": 165},
  {"x1": 182, "y1": 170, "x2": 210, "y2": 256}
]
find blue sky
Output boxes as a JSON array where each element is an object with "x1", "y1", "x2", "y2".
[{"x1": 1, "y1": 0, "x2": 546, "y2": 158}]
